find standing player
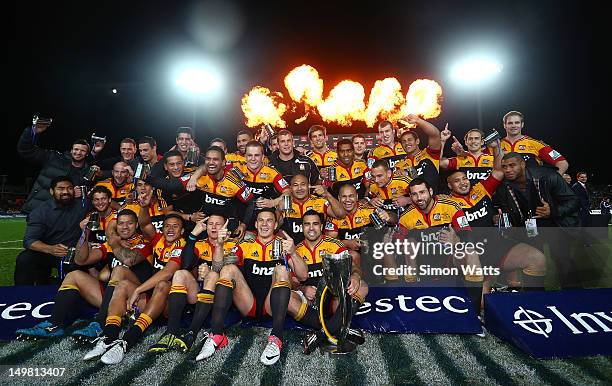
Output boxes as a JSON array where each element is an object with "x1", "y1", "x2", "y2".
[
  {"x1": 352, "y1": 134, "x2": 369, "y2": 163},
  {"x1": 307, "y1": 125, "x2": 337, "y2": 168},
  {"x1": 367, "y1": 120, "x2": 406, "y2": 170},
  {"x1": 440, "y1": 128, "x2": 494, "y2": 184},
  {"x1": 196, "y1": 209, "x2": 308, "y2": 365},
  {"x1": 394, "y1": 114, "x2": 443, "y2": 191},
  {"x1": 225, "y1": 130, "x2": 252, "y2": 168},
  {"x1": 95, "y1": 161, "x2": 133, "y2": 209},
  {"x1": 327, "y1": 139, "x2": 369, "y2": 199}
]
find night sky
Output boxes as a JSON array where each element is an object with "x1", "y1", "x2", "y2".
[{"x1": 7, "y1": 0, "x2": 606, "y2": 186}]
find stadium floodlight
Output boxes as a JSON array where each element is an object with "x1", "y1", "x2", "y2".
[
  {"x1": 175, "y1": 68, "x2": 222, "y2": 94},
  {"x1": 450, "y1": 57, "x2": 502, "y2": 129},
  {"x1": 451, "y1": 58, "x2": 502, "y2": 83}
]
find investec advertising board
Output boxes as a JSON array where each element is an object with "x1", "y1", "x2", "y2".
[{"x1": 485, "y1": 288, "x2": 612, "y2": 358}]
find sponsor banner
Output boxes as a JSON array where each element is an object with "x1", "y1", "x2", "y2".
[
  {"x1": 244, "y1": 286, "x2": 481, "y2": 334},
  {"x1": 1, "y1": 286, "x2": 480, "y2": 340},
  {"x1": 485, "y1": 288, "x2": 612, "y2": 358}
]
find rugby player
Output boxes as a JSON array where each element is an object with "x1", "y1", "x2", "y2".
[
  {"x1": 440, "y1": 128, "x2": 494, "y2": 184},
  {"x1": 94, "y1": 161, "x2": 133, "y2": 209},
  {"x1": 196, "y1": 209, "x2": 308, "y2": 365},
  {"x1": 307, "y1": 125, "x2": 337, "y2": 168},
  {"x1": 327, "y1": 139, "x2": 369, "y2": 199}
]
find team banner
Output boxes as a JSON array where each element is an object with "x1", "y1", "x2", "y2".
[
  {"x1": 484, "y1": 288, "x2": 612, "y2": 358},
  {"x1": 244, "y1": 286, "x2": 481, "y2": 334},
  {"x1": 0, "y1": 285, "x2": 480, "y2": 340}
]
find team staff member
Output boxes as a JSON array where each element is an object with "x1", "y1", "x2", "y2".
[
  {"x1": 196, "y1": 209, "x2": 308, "y2": 365},
  {"x1": 95, "y1": 161, "x2": 133, "y2": 209},
  {"x1": 280, "y1": 174, "x2": 345, "y2": 244},
  {"x1": 268, "y1": 129, "x2": 320, "y2": 186},
  {"x1": 440, "y1": 128, "x2": 494, "y2": 184},
  {"x1": 327, "y1": 139, "x2": 369, "y2": 199},
  {"x1": 15, "y1": 176, "x2": 89, "y2": 285},
  {"x1": 307, "y1": 125, "x2": 337, "y2": 167}
]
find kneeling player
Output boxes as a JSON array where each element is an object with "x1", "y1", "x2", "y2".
[
  {"x1": 288, "y1": 210, "x2": 369, "y2": 354},
  {"x1": 196, "y1": 209, "x2": 308, "y2": 365},
  {"x1": 84, "y1": 210, "x2": 186, "y2": 364}
]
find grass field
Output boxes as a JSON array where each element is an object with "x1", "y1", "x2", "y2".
[{"x1": 1, "y1": 219, "x2": 611, "y2": 384}]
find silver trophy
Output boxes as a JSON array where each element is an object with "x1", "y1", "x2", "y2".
[
  {"x1": 133, "y1": 163, "x2": 151, "y2": 180},
  {"x1": 86, "y1": 212, "x2": 101, "y2": 231},
  {"x1": 185, "y1": 146, "x2": 199, "y2": 167},
  {"x1": 319, "y1": 250, "x2": 357, "y2": 354},
  {"x1": 32, "y1": 115, "x2": 53, "y2": 126},
  {"x1": 281, "y1": 195, "x2": 292, "y2": 215},
  {"x1": 91, "y1": 133, "x2": 107, "y2": 148}
]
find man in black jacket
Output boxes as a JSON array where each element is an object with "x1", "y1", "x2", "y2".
[
  {"x1": 17, "y1": 120, "x2": 95, "y2": 213},
  {"x1": 497, "y1": 152, "x2": 580, "y2": 287},
  {"x1": 571, "y1": 171, "x2": 591, "y2": 226}
]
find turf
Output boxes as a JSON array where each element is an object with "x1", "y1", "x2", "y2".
[{"x1": 0, "y1": 218, "x2": 25, "y2": 286}]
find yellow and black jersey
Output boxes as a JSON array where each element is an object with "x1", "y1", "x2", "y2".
[
  {"x1": 242, "y1": 165, "x2": 289, "y2": 199},
  {"x1": 498, "y1": 135, "x2": 565, "y2": 168},
  {"x1": 194, "y1": 239, "x2": 237, "y2": 266},
  {"x1": 309, "y1": 149, "x2": 337, "y2": 168},
  {"x1": 231, "y1": 236, "x2": 289, "y2": 298},
  {"x1": 123, "y1": 199, "x2": 168, "y2": 234},
  {"x1": 445, "y1": 153, "x2": 493, "y2": 184},
  {"x1": 93, "y1": 234, "x2": 153, "y2": 282},
  {"x1": 225, "y1": 152, "x2": 247, "y2": 167},
  {"x1": 449, "y1": 175, "x2": 501, "y2": 228},
  {"x1": 368, "y1": 176, "x2": 411, "y2": 211},
  {"x1": 196, "y1": 170, "x2": 254, "y2": 218},
  {"x1": 295, "y1": 236, "x2": 347, "y2": 286},
  {"x1": 394, "y1": 147, "x2": 440, "y2": 191},
  {"x1": 281, "y1": 195, "x2": 329, "y2": 244},
  {"x1": 329, "y1": 160, "x2": 369, "y2": 198},
  {"x1": 324, "y1": 205, "x2": 375, "y2": 240},
  {"x1": 367, "y1": 143, "x2": 406, "y2": 170},
  {"x1": 150, "y1": 233, "x2": 185, "y2": 271},
  {"x1": 95, "y1": 179, "x2": 134, "y2": 206},
  {"x1": 399, "y1": 196, "x2": 471, "y2": 231},
  {"x1": 87, "y1": 210, "x2": 117, "y2": 245}
]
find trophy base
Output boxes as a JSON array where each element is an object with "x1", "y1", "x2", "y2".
[{"x1": 321, "y1": 340, "x2": 358, "y2": 355}]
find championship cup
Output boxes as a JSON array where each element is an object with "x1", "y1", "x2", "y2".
[
  {"x1": 86, "y1": 212, "x2": 101, "y2": 232},
  {"x1": 483, "y1": 129, "x2": 501, "y2": 146},
  {"x1": 319, "y1": 250, "x2": 357, "y2": 354},
  {"x1": 185, "y1": 146, "x2": 199, "y2": 167}
]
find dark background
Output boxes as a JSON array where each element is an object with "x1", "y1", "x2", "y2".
[{"x1": 6, "y1": 0, "x2": 606, "y2": 187}]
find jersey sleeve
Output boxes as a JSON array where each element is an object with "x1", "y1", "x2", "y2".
[
  {"x1": 446, "y1": 157, "x2": 458, "y2": 170},
  {"x1": 273, "y1": 172, "x2": 289, "y2": 193},
  {"x1": 538, "y1": 145, "x2": 566, "y2": 165},
  {"x1": 425, "y1": 146, "x2": 441, "y2": 160},
  {"x1": 480, "y1": 174, "x2": 502, "y2": 196},
  {"x1": 168, "y1": 245, "x2": 184, "y2": 265},
  {"x1": 324, "y1": 219, "x2": 338, "y2": 234},
  {"x1": 451, "y1": 209, "x2": 471, "y2": 231}
]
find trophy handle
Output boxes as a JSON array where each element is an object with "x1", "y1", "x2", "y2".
[{"x1": 319, "y1": 286, "x2": 338, "y2": 345}]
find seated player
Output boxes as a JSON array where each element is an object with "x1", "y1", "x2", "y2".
[
  {"x1": 367, "y1": 159, "x2": 412, "y2": 211},
  {"x1": 83, "y1": 203, "x2": 186, "y2": 364},
  {"x1": 15, "y1": 209, "x2": 152, "y2": 340},
  {"x1": 149, "y1": 214, "x2": 234, "y2": 353},
  {"x1": 196, "y1": 209, "x2": 308, "y2": 365},
  {"x1": 286, "y1": 210, "x2": 369, "y2": 354}
]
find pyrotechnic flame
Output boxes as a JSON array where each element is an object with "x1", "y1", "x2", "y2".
[
  {"x1": 241, "y1": 86, "x2": 287, "y2": 128},
  {"x1": 317, "y1": 80, "x2": 366, "y2": 126},
  {"x1": 364, "y1": 77, "x2": 406, "y2": 127},
  {"x1": 295, "y1": 111, "x2": 310, "y2": 124},
  {"x1": 404, "y1": 79, "x2": 443, "y2": 119},
  {"x1": 284, "y1": 65, "x2": 324, "y2": 107}
]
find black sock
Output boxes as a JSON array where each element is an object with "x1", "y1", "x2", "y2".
[
  {"x1": 270, "y1": 281, "x2": 291, "y2": 341},
  {"x1": 122, "y1": 313, "x2": 152, "y2": 349},
  {"x1": 522, "y1": 268, "x2": 545, "y2": 291},
  {"x1": 463, "y1": 276, "x2": 484, "y2": 315},
  {"x1": 295, "y1": 303, "x2": 321, "y2": 329},
  {"x1": 102, "y1": 315, "x2": 122, "y2": 343},
  {"x1": 166, "y1": 285, "x2": 188, "y2": 334},
  {"x1": 95, "y1": 281, "x2": 117, "y2": 325},
  {"x1": 188, "y1": 290, "x2": 215, "y2": 334},
  {"x1": 211, "y1": 279, "x2": 234, "y2": 335},
  {"x1": 49, "y1": 285, "x2": 82, "y2": 327}
]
